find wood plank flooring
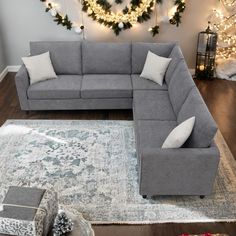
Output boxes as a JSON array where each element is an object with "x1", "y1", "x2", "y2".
[{"x1": 0, "y1": 73, "x2": 235, "y2": 236}]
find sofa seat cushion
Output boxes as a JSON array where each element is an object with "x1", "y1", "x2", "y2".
[
  {"x1": 136, "y1": 120, "x2": 177, "y2": 149},
  {"x1": 133, "y1": 90, "x2": 176, "y2": 120},
  {"x1": 27, "y1": 75, "x2": 82, "y2": 99},
  {"x1": 131, "y1": 74, "x2": 168, "y2": 90},
  {"x1": 81, "y1": 74, "x2": 132, "y2": 99}
]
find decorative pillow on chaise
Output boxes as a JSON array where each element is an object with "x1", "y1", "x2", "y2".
[
  {"x1": 140, "y1": 51, "x2": 172, "y2": 86},
  {"x1": 162, "y1": 117, "x2": 195, "y2": 148},
  {"x1": 22, "y1": 51, "x2": 57, "y2": 85}
]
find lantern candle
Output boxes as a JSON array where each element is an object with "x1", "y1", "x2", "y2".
[
  {"x1": 199, "y1": 65, "x2": 205, "y2": 71},
  {"x1": 195, "y1": 22, "x2": 218, "y2": 80}
]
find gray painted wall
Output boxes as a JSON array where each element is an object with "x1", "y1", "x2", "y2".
[
  {"x1": 0, "y1": 41, "x2": 6, "y2": 73},
  {"x1": 0, "y1": 0, "x2": 219, "y2": 68},
  {"x1": 0, "y1": 20, "x2": 6, "y2": 73}
]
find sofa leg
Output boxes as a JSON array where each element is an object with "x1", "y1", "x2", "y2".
[
  {"x1": 200, "y1": 195, "x2": 205, "y2": 199},
  {"x1": 142, "y1": 195, "x2": 147, "y2": 199}
]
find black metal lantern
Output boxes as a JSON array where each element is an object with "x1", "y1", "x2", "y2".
[{"x1": 195, "y1": 22, "x2": 218, "y2": 80}]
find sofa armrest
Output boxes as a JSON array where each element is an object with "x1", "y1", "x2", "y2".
[
  {"x1": 15, "y1": 65, "x2": 30, "y2": 110},
  {"x1": 139, "y1": 144, "x2": 220, "y2": 196}
]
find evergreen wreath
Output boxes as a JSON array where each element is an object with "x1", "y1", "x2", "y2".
[
  {"x1": 40, "y1": 0, "x2": 186, "y2": 36},
  {"x1": 82, "y1": 0, "x2": 156, "y2": 35}
]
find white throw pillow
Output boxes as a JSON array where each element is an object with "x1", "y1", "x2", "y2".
[
  {"x1": 140, "y1": 51, "x2": 172, "y2": 86},
  {"x1": 22, "y1": 51, "x2": 57, "y2": 85},
  {"x1": 162, "y1": 117, "x2": 195, "y2": 149}
]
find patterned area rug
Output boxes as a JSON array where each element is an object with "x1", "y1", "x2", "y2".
[{"x1": 0, "y1": 120, "x2": 236, "y2": 224}]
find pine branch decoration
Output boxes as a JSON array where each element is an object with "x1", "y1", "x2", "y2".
[
  {"x1": 169, "y1": 0, "x2": 186, "y2": 27},
  {"x1": 44, "y1": 2, "x2": 73, "y2": 30},
  {"x1": 115, "y1": 0, "x2": 123, "y2": 4}
]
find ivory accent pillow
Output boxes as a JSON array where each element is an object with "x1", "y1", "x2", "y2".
[
  {"x1": 22, "y1": 51, "x2": 57, "y2": 85},
  {"x1": 162, "y1": 117, "x2": 195, "y2": 149},
  {"x1": 140, "y1": 51, "x2": 172, "y2": 86}
]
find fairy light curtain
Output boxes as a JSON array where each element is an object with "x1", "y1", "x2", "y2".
[{"x1": 210, "y1": 0, "x2": 236, "y2": 59}]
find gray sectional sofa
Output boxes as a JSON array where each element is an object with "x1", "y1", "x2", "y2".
[{"x1": 15, "y1": 41, "x2": 220, "y2": 197}]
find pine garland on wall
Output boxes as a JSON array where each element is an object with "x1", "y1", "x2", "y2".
[
  {"x1": 169, "y1": 0, "x2": 186, "y2": 26},
  {"x1": 41, "y1": 1, "x2": 73, "y2": 30},
  {"x1": 40, "y1": 0, "x2": 186, "y2": 36}
]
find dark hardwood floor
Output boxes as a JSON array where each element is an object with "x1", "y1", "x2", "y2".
[{"x1": 0, "y1": 73, "x2": 236, "y2": 236}]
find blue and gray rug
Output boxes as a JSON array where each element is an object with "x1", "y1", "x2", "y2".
[{"x1": 0, "y1": 120, "x2": 236, "y2": 224}]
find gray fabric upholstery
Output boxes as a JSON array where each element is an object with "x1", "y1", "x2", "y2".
[
  {"x1": 139, "y1": 143, "x2": 220, "y2": 196},
  {"x1": 30, "y1": 41, "x2": 82, "y2": 75},
  {"x1": 15, "y1": 65, "x2": 30, "y2": 110},
  {"x1": 132, "y1": 42, "x2": 176, "y2": 74},
  {"x1": 28, "y1": 98, "x2": 133, "y2": 110},
  {"x1": 81, "y1": 74, "x2": 132, "y2": 98},
  {"x1": 132, "y1": 74, "x2": 168, "y2": 90},
  {"x1": 27, "y1": 75, "x2": 82, "y2": 99},
  {"x1": 136, "y1": 120, "x2": 177, "y2": 149},
  {"x1": 82, "y1": 42, "x2": 131, "y2": 74},
  {"x1": 133, "y1": 90, "x2": 176, "y2": 121},
  {"x1": 165, "y1": 45, "x2": 185, "y2": 85},
  {"x1": 168, "y1": 60, "x2": 195, "y2": 115},
  {"x1": 178, "y1": 87, "x2": 218, "y2": 148}
]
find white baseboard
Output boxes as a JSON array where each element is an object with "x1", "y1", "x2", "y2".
[
  {"x1": 0, "y1": 67, "x2": 8, "y2": 82},
  {"x1": 7, "y1": 65, "x2": 21, "y2": 72},
  {"x1": 0, "y1": 65, "x2": 21, "y2": 82}
]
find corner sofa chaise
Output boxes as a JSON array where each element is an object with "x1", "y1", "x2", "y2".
[{"x1": 15, "y1": 41, "x2": 220, "y2": 198}]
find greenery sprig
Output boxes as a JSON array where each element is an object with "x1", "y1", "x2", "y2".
[
  {"x1": 41, "y1": 0, "x2": 73, "y2": 30},
  {"x1": 149, "y1": 25, "x2": 159, "y2": 36},
  {"x1": 115, "y1": 0, "x2": 123, "y2": 4},
  {"x1": 169, "y1": 0, "x2": 186, "y2": 27}
]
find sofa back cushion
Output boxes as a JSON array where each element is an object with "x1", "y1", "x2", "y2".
[
  {"x1": 82, "y1": 42, "x2": 131, "y2": 74},
  {"x1": 30, "y1": 41, "x2": 82, "y2": 75},
  {"x1": 165, "y1": 45, "x2": 185, "y2": 85},
  {"x1": 177, "y1": 87, "x2": 218, "y2": 148},
  {"x1": 132, "y1": 42, "x2": 176, "y2": 74},
  {"x1": 168, "y1": 60, "x2": 195, "y2": 115}
]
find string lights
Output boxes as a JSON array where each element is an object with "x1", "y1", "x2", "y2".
[
  {"x1": 82, "y1": 0, "x2": 155, "y2": 35},
  {"x1": 210, "y1": 0, "x2": 236, "y2": 59},
  {"x1": 40, "y1": 0, "x2": 186, "y2": 36},
  {"x1": 148, "y1": 1, "x2": 159, "y2": 36}
]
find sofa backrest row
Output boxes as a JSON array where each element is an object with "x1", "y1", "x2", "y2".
[
  {"x1": 30, "y1": 41, "x2": 183, "y2": 76},
  {"x1": 166, "y1": 59, "x2": 217, "y2": 148}
]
